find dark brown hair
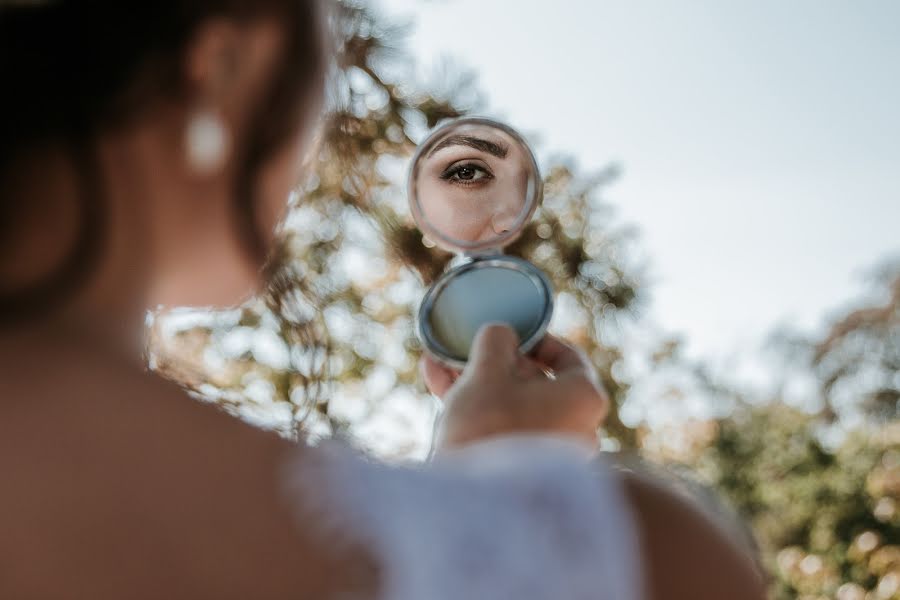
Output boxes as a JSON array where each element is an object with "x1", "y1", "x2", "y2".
[{"x1": 0, "y1": 0, "x2": 328, "y2": 325}]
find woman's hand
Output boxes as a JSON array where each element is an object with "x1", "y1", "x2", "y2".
[{"x1": 421, "y1": 324, "x2": 609, "y2": 452}]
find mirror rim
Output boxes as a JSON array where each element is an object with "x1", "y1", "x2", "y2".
[
  {"x1": 407, "y1": 116, "x2": 543, "y2": 254},
  {"x1": 417, "y1": 255, "x2": 554, "y2": 369}
]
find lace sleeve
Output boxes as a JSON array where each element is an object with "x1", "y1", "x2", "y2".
[{"x1": 281, "y1": 436, "x2": 642, "y2": 600}]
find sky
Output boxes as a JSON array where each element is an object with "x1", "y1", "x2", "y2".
[{"x1": 378, "y1": 0, "x2": 900, "y2": 363}]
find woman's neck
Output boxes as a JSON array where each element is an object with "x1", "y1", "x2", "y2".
[{"x1": 1, "y1": 114, "x2": 258, "y2": 364}]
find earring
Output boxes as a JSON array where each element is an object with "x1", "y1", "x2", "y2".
[{"x1": 185, "y1": 108, "x2": 230, "y2": 174}]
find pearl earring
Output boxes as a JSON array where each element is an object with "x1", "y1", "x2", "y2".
[{"x1": 185, "y1": 109, "x2": 230, "y2": 174}]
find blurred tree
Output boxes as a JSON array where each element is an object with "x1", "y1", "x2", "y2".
[
  {"x1": 149, "y1": 0, "x2": 642, "y2": 456},
  {"x1": 642, "y1": 268, "x2": 900, "y2": 599},
  {"x1": 811, "y1": 262, "x2": 899, "y2": 423},
  {"x1": 700, "y1": 407, "x2": 897, "y2": 600}
]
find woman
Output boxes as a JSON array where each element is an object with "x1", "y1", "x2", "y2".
[{"x1": 0, "y1": 1, "x2": 765, "y2": 599}]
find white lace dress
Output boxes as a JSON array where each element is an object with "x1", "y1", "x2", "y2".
[{"x1": 282, "y1": 436, "x2": 642, "y2": 600}]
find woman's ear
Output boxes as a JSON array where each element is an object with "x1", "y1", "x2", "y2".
[
  {"x1": 185, "y1": 19, "x2": 243, "y2": 101},
  {"x1": 181, "y1": 19, "x2": 284, "y2": 174}
]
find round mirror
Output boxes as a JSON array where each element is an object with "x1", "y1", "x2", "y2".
[
  {"x1": 408, "y1": 117, "x2": 542, "y2": 254},
  {"x1": 419, "y1": 256, "x2": 553, "y2": 367}
]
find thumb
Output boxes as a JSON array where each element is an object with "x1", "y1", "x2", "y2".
[{"x1": 465, "y1": 323, "x2": 520, "y2": 377}]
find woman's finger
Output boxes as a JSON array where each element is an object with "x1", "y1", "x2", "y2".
[
  {"x1": 465, "y1": 323, "x2": 520, "y2": 376},
  {"x1": 532, "y1": 335, "x2": 594, "y2": 379},
  {"x1": 532, "y1": 336, "x2": 609, "y2": 422},
  {"x1": 515, "y1": 355, "x2": 550, "y2": 380},
  {"x1": 420, "y1": 354, "x2": 457, "y2": 398}
]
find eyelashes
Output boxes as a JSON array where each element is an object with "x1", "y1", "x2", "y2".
[{"x1": 439, "y1": 160, "x2": 494, "y2": 188}]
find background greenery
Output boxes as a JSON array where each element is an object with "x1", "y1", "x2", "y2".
[{"x1": 149, "y1": 3, "x2": 899, "y2": 598}]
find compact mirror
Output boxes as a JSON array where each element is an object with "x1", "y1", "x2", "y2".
[{"x1": 409, "y1": 117, "x2": 553, "y2": 368}]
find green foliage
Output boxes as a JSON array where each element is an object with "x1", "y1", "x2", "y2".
[
  {"x1": 697, "y1": 407, "x2": 899, "y2": 599},
  {"x1": 811, "y1": 264, "x2": 900, "y2": 423},
  {"x1": 649, "y1": 271, "x2": 900, "y2": 598}
]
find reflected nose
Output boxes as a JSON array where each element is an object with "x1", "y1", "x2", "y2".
[{"x1": 491, "y1": 208, "x2": 520, "y2": 235}]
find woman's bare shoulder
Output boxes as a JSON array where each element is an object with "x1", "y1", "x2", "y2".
[
  {"x1": 620, "y1": 467, "x2": 767, "y2": 600},
  {"x1": 0, "y1": 343, "x2": 377, "y2": 599}
]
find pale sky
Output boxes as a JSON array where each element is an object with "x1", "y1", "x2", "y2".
[{"x1": 379, "y1": 0, "x2": 900, "y2": 362}]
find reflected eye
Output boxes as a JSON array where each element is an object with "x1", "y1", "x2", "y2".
[{"x1": 440, "y1": 161, "x2": 494, "y2": 186}]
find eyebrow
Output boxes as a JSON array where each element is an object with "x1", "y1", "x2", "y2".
[{"x1": 428, "y1": 135, "x2": 509, "y2": 159}]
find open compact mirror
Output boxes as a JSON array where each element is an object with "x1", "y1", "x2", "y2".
[{"x1": 409, "y1": 117, "x2": 553, "y2": 369}]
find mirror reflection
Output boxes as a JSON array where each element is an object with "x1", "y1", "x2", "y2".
[
  {"x1": 428, "y1": 265, "x2": 548, "y2": 361},
  {"x1": 412, "y1": 121, "x2": 537, "y2": 249}
]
